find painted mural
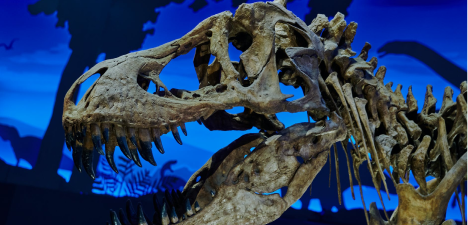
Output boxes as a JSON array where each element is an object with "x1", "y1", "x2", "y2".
[{"x1": 0, "y1": 0, "x2": 466, "y2": 222}]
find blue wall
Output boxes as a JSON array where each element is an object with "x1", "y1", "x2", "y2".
[{"x1": 0, "y1": 0, "x2": 466, "y2": 223}]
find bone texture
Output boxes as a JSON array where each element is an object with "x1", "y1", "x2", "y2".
[{"x1": 61, "y1": 1, "x2": 467, "y2": 224}]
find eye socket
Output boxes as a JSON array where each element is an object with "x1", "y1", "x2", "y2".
[{"x1": 230, "y1": 32, "x2": 253, "y2": 52}]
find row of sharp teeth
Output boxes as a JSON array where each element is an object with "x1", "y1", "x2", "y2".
[
  {"x1": 64, "y1": 119, "x2": 204, "y2": 179},
  {"x1": 109, "y1": 189, "x2": 202, "y2": 225}
]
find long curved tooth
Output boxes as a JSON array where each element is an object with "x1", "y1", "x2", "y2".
[
  {"x1": 109, "y1": 210, "x2": 122, "y2": 225},
  {"x1": 91, "y1": 123, "x2": 104, "y2": 155},
  {"x1": 153, "y1": 194, "x2": 161, "y2": 213},
  {"x1": 137, "y1": 204, "x2": 149, "y2": 225},
  {"x1": 138, "y1": 128, "x2": 156, "y2": 166},
  {"x1": 82, "y1": 131, "x2": 95, "y2": 179},
  {"x1": 196, "y1": 119, "x2": 203, "y2": 125},
  {"x1": 170, "y1": 207, "x2": 178, "y2": 224},
  {"x1": 165, "y1": 189, "x2": 174, "y2": 209},
  {"x1": 118, "y1": 208, "x2": 131, "y2": 225},
  {"x1": 171, "y1": 190, "x2": 180, "y2": 208},
  {"x1": 115, "y1": 125, "x2": 132, "y2": 159},
  {"x1": 65, "y1": 126, "x2": 74, "y2": 151},
  {"x1": 194, "y1": 201, "x2": 200, "y2": 212},
  {"x1": 82, "y1": 124, "x2": 87, "y2": 137},
  {"x1": 72, "y1": 139, "x2": 83, "y2": 172},
  {"x1": 102, "y1": 123, "x2": 110, "y2": 143},
  {"x1": 151, "y1": 128, "x2": 165, "y2": 154},
  {"x1": 127, "y1": 136, "x2": 142, "y2": 167},
  {"x1": 170, "y1": 125, "x2": 183, "y2": 145},
  {"x1": 128, "y1": 127, "x2": 139, "y2": 148},
  {"x1": 161, "y1": 202, "x2": 170, "y2": 225},
  {"x1": 125, "y1": 200, "x2": 137, "y2": 222},
  {"x1": 180, "y1": 123, "x2": 188, "y2": 136},
  {"x1": 185, "y1": 199, "x2": 193, "y2": 216},
  {"x1": 105, "y1": 134, "x2": 119, "y2": 173}
]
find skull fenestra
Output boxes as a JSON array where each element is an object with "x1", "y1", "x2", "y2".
[{"x1": 62, "y1": 0, "x2": 467, "y2": 224}]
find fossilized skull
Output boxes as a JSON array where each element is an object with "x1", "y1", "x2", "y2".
[
  {"x1": 62, "y1": 1, "x2": 346, "y2": 224},
  {"x1": 62, "y1": 0, "x2": 467, "y2": 224}
]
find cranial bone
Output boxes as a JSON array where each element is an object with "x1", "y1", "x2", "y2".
[{"x1": 62, "y1": 1, "x2": 467, "y2": 224}]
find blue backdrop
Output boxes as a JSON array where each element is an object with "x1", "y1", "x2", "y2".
[{"x1": 0, "y1": 0, "x2": 466, "y2": 223}]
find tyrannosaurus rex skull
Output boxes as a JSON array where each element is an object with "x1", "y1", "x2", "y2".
[{"x1": 62, "y1": 1, "x2": 346, "y2": 224}]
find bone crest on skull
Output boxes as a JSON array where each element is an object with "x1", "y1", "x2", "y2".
[{"x1": 62, "y1": 0, "x2": 467, "y2": 224}]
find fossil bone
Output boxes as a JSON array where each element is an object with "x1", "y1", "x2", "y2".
[{"x1": 62, "y1": 1, "x2": 467, "y2": 224}]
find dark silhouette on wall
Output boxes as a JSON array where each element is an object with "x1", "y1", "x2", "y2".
[
  {"x1": 0, "y1": 38, "x2": 18, "y2": 50},
  {"x1": 189, "y1": 0, "x2": 248, "y2": 12},
  {"x1": 6, "y1": 0, "x2": 185, "y2": 192},
  {"x1": 304, "y1": 0, "x2": 353, "y2": 25},
  {"x1": 378, "y1": 41, "x2": 467, "y2": 87},
  {"x1": 0, "y1": 124, "x2": 41, "y2": 168}
]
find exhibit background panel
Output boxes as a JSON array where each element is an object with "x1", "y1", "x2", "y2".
[{"x1": 0, "y1": 0, "x2": 466, "y2": 223}]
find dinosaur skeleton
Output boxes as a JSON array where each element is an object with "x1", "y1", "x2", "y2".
[{"x1": 62, "y1": 0, "x2": 467, "y2": 224}]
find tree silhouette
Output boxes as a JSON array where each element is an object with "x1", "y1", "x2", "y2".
[{"x1": 21, "y1": 0, "x2": 184, "y2": 191}]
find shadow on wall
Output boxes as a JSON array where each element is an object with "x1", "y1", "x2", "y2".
[
  {"x1": 378, "y1": 41, "x2": 467, "y2": 87},
  {"x1": 0, "y1": 124, "x2": 41, "y2": 168},
  {"x1": 1, "y1": 0, "x2": 187, "y2": 192}
]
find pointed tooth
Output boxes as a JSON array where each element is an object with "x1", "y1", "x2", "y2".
[
  {"x1": 171, "y1": 190, "x2": 180, "y2": 208},
  {"x1": 196, "y1": 119, "x2": 202, "y2": 125},
  {"x1": 128, "y1": 127, "x2": 139, "y2": 148},
  {"x1": 115, "y1": 125, "x2": 132, "y2": 159},
  {"x1": 153, "y1": 194, "x2": 161, "y2": 213},
  {"x1": 180, "y1": 123, "x2": 187, "y2": 136},
  {"x1": 105, "y1": 136, "x2": 119, "y2": 173},
  {"x1": 75, "y1": 124, "x2": 83, "y2": 141},
  {"x1": 91, "y1": 123, "x2": 104, "y2": 155},
  {"x1": 72, "y1": 139, "x2": 83, "y2": 173},
  {"x1": 176, "y1": 190, "x2": 184, "y2": 202},
  {"x1": 127, "y1": 135, "x2": 142, "y2": 167},
  {"x1": 65, "y1": 126, "x2": 74, "y2": 151},
  {"x1": 170, "y1": 125, "x2": 183, "y2": 145},
  {"x1": 194, "y1": 201, "x2": 200, "y2": 212},
  {"x1": 118, "y1": 208, "x2": 131, "y2": 225},
  {"x1": 110, "y1": 210, "x2": 122, "y2": 225},
  {"x1": 138, "y1": 128, "x2": 156, "y2": 166},
  {"x1": 170, "y1": 207, "x2": 178, "y2": 224},
  {"x1": 165, "y1": 190, "x2": 174, "y2": 208},
  {"x1": 151, "y1": 128, "x2": 165, "y2": 154},
  {"x1": 102, "y1": 123, "x2": 110, "y2": 143},
  {"x1": 126, "y1": 200, "x2": 137, "y2": 221},
  {"x1": 185, "y1": 199, "x2": 193, "y2": 216},
  {"x1": 161, "y1": 202, "x2": 170, "y2": 225},
  {"x1": 82, "y1": 124, "x2": 87, "y2": 137},
  {"x1": 137, "y1": 204, "x2": 148, "y2": 225},
  {"x1": 82, "y1": 131, "x2": 95, "y2": 179}
]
